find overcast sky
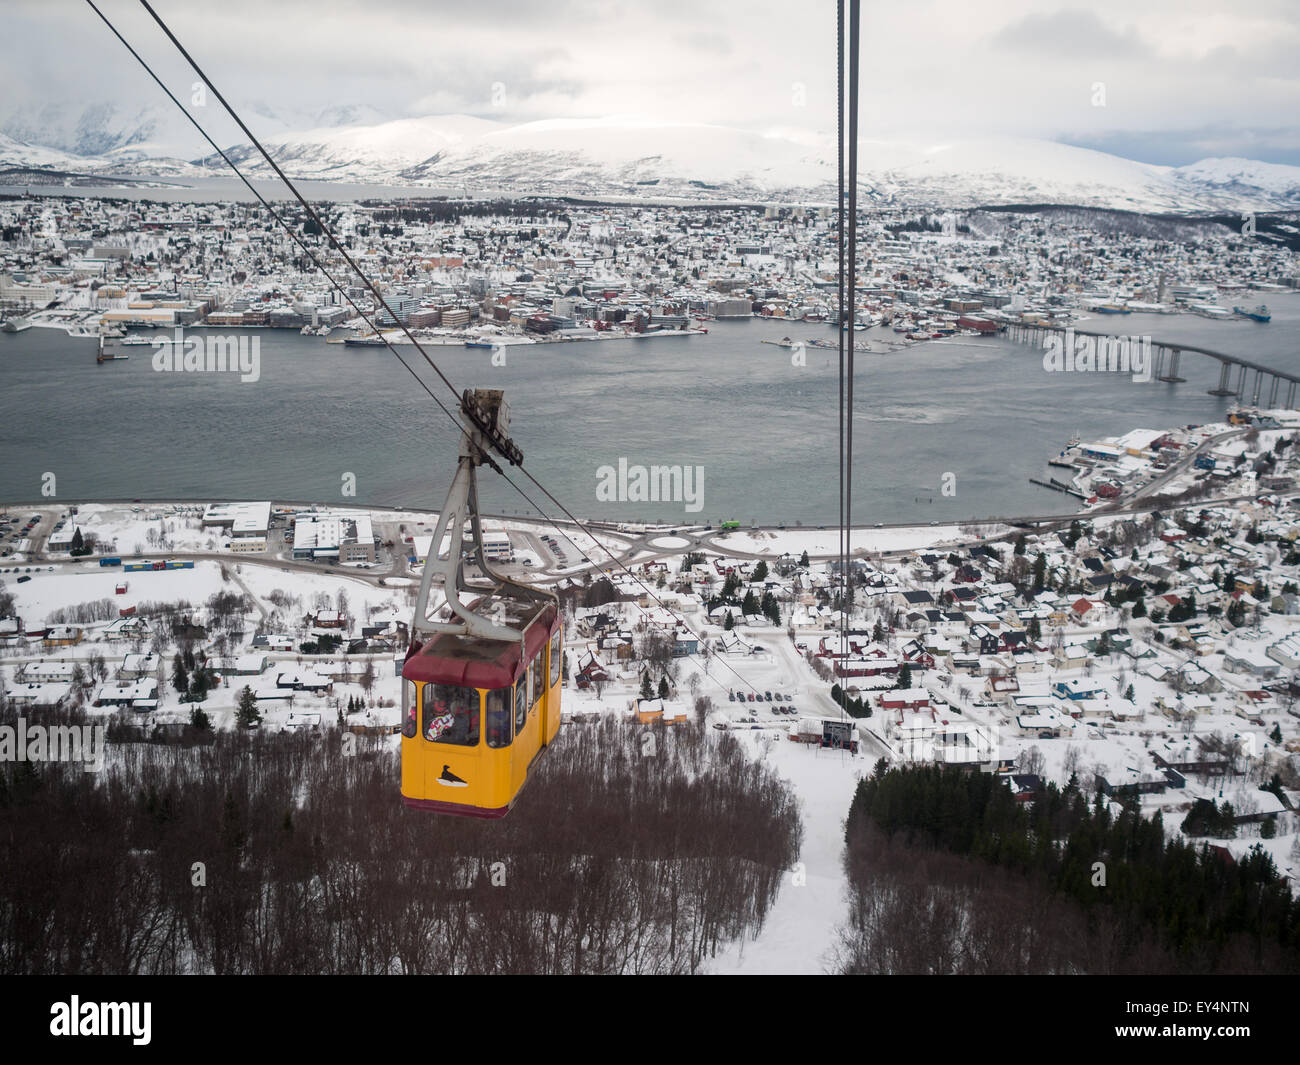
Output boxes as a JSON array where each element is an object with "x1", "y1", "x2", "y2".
[{"x1": 6, "y1": 0, "x2": 1300, "y2": 164}]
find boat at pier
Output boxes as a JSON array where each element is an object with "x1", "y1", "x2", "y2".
[{"x1": 1233, "y1": 304, "x2": 1271, "y2": 323}]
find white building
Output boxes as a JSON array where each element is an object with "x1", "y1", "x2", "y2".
[
  {"x1": 94, "y1": 679, "x2": 158, "y2": 710},
  {"x1": 17, "y1": 661, "x2": 76, "y2": 683},
  {"x1": 292, "y1": 511, "x2": 375, "y2": 562},
  {"x1": 46, "y1": 522, "x2": 79, "y2": 551},
  {"x1": 420, "y1": 527, "x2": 514, "y2": 565},
  {"x1": 202, "y1": 501, "x2": 271, "y2": 537},
  {"x1": 1266, "y1": 635, "x2": 1300, "y2": 670}
]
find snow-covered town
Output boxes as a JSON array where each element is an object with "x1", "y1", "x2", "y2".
[{"x1": 3, "y1": 192, "x2": 1299, "y2": 346}]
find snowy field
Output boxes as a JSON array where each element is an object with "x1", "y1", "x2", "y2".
[
  {"x1": 7, "y1": 560, "x2": 227, "y2": 621},
  {"x1": 719, "y1": 523, "x2": 1012, "y2": 556},
  {"x1": 74, "y1": 503, "x2": 221, "y2": 555}
]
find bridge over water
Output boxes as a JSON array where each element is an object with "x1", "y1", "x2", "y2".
[{"x1": 1005, "y1": 321, "x2": 1300, "y2": 408}]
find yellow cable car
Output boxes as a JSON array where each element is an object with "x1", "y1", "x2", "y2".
[
  {"x1": 401, "y1": 603, "x2": 561, "y2": 818},
  {"x1": 401, "y1": 389, "x2": 563, "y2": 818}
]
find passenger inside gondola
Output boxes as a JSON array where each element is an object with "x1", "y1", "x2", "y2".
[
  {"x1": 485, "y1": 689, "x2": 512, "y2": 748},
  {"x1": 423, "y1": 684, "x2": 479, "y2": 745}
]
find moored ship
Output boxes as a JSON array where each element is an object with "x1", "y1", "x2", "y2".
[{"x1": 1233, "y1": 304, "x2": 1271, "y2": 323}]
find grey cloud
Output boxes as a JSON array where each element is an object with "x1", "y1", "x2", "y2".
[{"x1": 993, "y1": 10, "x2": 1147, "y2": 59}]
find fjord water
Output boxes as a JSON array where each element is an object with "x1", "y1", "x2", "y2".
[{"x1": 2, "y1": 297, "x2": 1298, "y2": 525}]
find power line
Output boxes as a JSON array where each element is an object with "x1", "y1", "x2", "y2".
[
  {"x1": 136, "y1": 0, "x2": 467, "y2": 414},
  {"x1": 835, "y1": 1, "x2": 861, "y2": 739},
  {"x1": 83, "y1": 0, "x2": 472, "y2": 467},
  {"x1": 837, "y1": 0, "x2": 847, "y2": 705},
  {"x1": 845, "y1": 0, "x2": 860, "y2": 662}
]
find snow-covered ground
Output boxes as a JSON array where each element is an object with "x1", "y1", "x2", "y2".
[
  {"x1": 72, "y1": 503, "x2": 221, "y2": 555},
  {"x1": 7, "y1": 559, "x2": 226, "y2": 619},
  {"x1": 709, "y1": 733, "x2": 864, "y2": 974},
  {"x1": 719, "y1": 523, "x2": 1011, "y2": 556}
]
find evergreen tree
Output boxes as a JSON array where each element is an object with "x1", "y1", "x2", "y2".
[
  {"x1": 761, "y1": 591, "x2": 780, "y2": 626},
  {"x1": 171, "y1": 653, "x2": 188, "y2": 694},
  {"x1": 897, "y1": 663, "x2": 912, "y2": 689},
  {"x1": 742, "y1": 589, "x2": 759, "y2": 616},
  {"x1": 657, "y1": 677, "x2": 669, "y2": 700},
  {"x1": 1032, "y1": 553, "x2": 1047, "y2": 593},
  {"x1": 235, "y1": 685, "x2": 260, "y2": 728},
  {"x1": 639, "y1": 672, "x2": 653, "y2": 700},
  {"x1": 189, "y1": 704, "x2": 212, "y2": 731},
  {"x1": 752, "y1": 560, "x2": 768, "y2": 582},
  {"x1": 723, "y1": 610, "x2": 734, "y2": 631},
  {"x1": 1123, "y1": 684, "x2": 1135, "y2": 702},
  {"x1": 188, "y1": 665, "x2": 213, "y2": 702},
  {"x1": 799, "y1": 550, "x2": 810, "y2": 568}
]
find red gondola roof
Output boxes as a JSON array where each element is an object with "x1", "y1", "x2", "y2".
[{"x1": 403, "y1": 604, "x2": 559, "y2": 690}]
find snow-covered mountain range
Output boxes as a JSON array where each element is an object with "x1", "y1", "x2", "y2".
[{"x1": 3, "y1": 104, "x2": 1299, "y2": 213}]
